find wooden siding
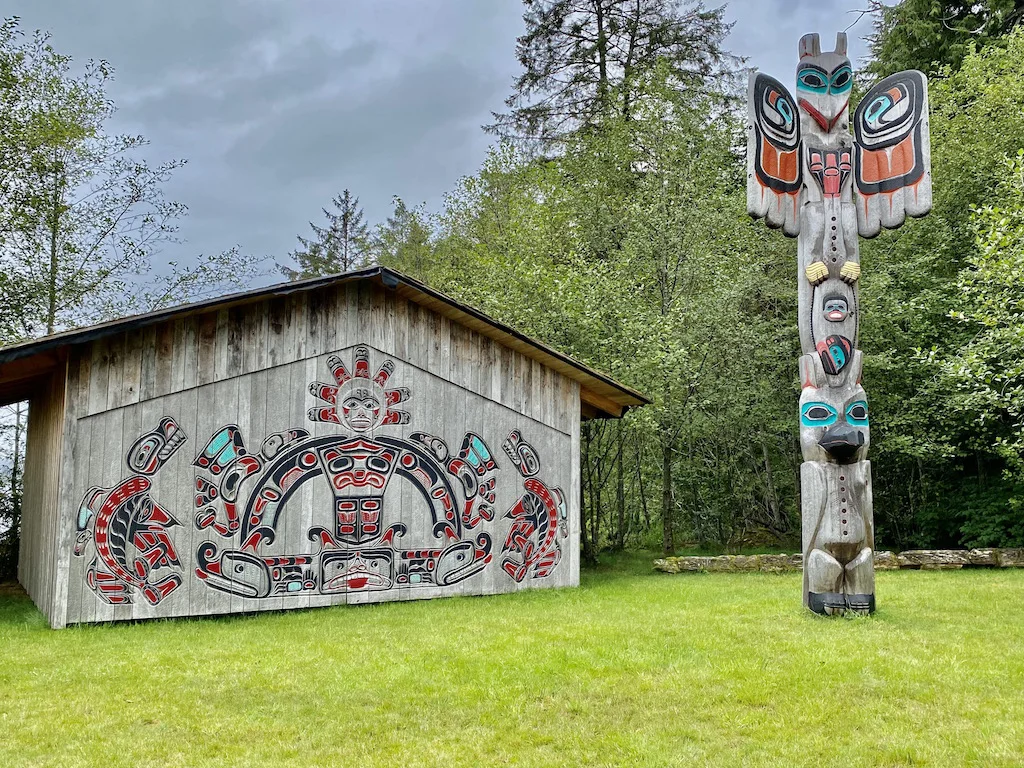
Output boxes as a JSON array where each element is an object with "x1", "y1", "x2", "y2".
[
  {"x1": 54, "y1": 282, "x2": 581, "y2": 625},
  {"x1": 17, "y1": 365, "x2": 67, "y2": 626}
]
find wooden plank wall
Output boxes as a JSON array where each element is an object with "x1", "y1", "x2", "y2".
[
  {"x1": 17, "y1": 365, "x2": 67, "y2": 625},
  {"x1": 58, "y1": 281, "x2": 582, "y2": 624}
]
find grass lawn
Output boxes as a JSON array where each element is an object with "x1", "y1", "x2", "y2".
[{"x1": 2, "y1": 554, "x2": 1023, "y2": 767}]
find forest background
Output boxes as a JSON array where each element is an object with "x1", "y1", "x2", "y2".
[{"x1": 2, "y1": 0, "x2": 1024, "y2": 577}]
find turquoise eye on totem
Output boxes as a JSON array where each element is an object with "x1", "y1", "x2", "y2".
[
  {"x1": 801, "y1": 402, "x2": 838, "y2": 428},
  {"x1": 797, "y1": 70, "x2": 827, "y2": 93},
  {"x1": 846, "y1": 401, "x2": 869, "y2": 427},
  {"x1": 830, "y1": 66, "x2": 853, "y2": 94}
]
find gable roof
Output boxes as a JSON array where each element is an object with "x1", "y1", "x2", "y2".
[{"x1": 0, "y1": 266, "x2": 649, "y2": 417}]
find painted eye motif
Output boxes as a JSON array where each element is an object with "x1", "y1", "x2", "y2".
[
  {"x1": 846, "y1": 401, "x2": 869, "y2": 427},
  {"x1": 797, "y1": 70, "x2": 827, "y2": 93},
  {"x1": 776, "y1": 96, "x2": 793, "y2": 125},
  {"x1": 801, "y1": 402, "x2": 838, "y2": 428},
  {"x1": 866, "y1": 95, "x2": 892, "y2": 124},
  {"x1": 830, "y1": 66, "x2": 853, "y2": 94}
]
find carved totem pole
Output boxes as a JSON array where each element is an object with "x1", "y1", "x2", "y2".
[{"x1": 747, "y1": 33, "x2": 932, "y2": 614}]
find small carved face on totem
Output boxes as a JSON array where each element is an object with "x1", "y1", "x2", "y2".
[
  {"x1": 799, "y1": 383, "x2": 870, "y2": 464},
  {"x1": 341, "y1": 386, "x2": 382, "y2": 432},
  {"x1": 822, "y1": 294, "x2": 849, "y2": 322},
  {"x1": 796, "y1": 32, "x2": 852, "y2": 133}
]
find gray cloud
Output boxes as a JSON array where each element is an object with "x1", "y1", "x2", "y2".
[{"x1": 6, "y1": 0, "x2": 878, "y2": 281}]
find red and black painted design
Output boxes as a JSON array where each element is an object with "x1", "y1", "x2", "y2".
[
  {"x1": 74, "y1": 417, "x2": 187, "y2": 606},
  {"x1": 500, "y1": 431, "x2": 567, "y2": 582}
]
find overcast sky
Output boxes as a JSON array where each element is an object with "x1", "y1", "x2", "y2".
[{"x1": 7, "y1": 0, "x2": 877, "y2": 280}]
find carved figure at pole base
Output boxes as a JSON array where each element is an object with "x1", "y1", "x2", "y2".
[{"x1": 747, "y1": 31, "x2": 932, "y2": 615}]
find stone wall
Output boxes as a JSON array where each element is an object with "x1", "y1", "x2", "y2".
[{"x1": 654, "y1": 549, "x2": 1024, "y2": 574}]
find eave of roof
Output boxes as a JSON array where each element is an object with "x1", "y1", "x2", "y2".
[{"x1": 0, "y1": 266, "x2": 650, "y2": 416}]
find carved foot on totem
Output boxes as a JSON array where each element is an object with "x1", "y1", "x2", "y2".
[
  {"x1": 805, "y1": 261, "x2": 829, "y2": 285},
  {"x1": 839, "y1": 261, "x2": 861, "y2": 283}
]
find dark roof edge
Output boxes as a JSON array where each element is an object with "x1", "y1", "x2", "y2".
[{"x1": 0, "y1": 266, "x2": 651, "y2": 409}]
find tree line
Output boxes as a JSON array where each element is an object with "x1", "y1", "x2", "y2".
[{"x1": 2, "y1": 1, "x2": 1024, "y2": 578}]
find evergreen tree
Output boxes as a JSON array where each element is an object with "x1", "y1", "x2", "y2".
[
  {"x1": 283, "y1": 189, "x2": 372, "y2": 280},
  {"x1": 866, "y1": 0, "x2": 1023, "y2": 77},
  {"x1": 488, "y1": 0, "x2": 737, "y2": 147}
]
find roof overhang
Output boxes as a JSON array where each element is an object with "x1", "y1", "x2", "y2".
[{"x1": 0, "y1": 267, "x2": 650, "y2": 417}]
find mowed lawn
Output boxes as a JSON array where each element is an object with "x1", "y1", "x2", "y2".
[{"x1": 2, "y1": 556, "x2": 1024, "y2": 767}]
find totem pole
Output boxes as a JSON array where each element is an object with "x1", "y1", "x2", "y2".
[{"x1": 747, "y1": 33, "x2": 932, "y2": 614}]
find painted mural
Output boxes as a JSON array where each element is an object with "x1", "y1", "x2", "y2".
[
  {"x1": 72, "y1": 344, "x2": 570, "y2": 613},
  {"x1": 74, "y1": 417, "x2": 187, "y2": 605}
]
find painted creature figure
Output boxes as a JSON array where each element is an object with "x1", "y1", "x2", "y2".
[
  {"x1": 747, "y1": 33, "x2": 932, "y2": 614},
  {"x1": 74, "y1": 417, "x2": 187, "y2": 606}
]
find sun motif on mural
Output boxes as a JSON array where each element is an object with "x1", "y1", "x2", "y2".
[{"x1": 307, "y1": 345, "x2": 411, "y2": 432}]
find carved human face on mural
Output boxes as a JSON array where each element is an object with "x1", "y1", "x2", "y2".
[
  {"x1": 822, "y1": 294, "x2": 849, "y2": 322},
  {"x1": 796, "y1": 33, "x2": 852, "y2": 134},
  {"x1": 341, "y1": 386, "x2": 382, "y2": 432}
]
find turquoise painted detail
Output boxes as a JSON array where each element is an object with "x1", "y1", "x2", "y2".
[
  {"x1": 287, "y1": 581, "x2": 302, "y2": 592},
  {"x1": 846, "y1": 400, "x2": 869, "y2": 427},
  {"x1": 797, "y1": 69, "x2": 827, "y2": 94},
  {"x1": 829, "y1": 66, "x2": 853, "y2": 94},
  {"x1": 801, "y1": 402, "x2": 838, "y2": 428},
  {"x1": 208, "y1": 429, "x2": 231, "y2": 454}
]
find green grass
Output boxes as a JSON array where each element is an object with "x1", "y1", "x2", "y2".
[{"x1": 2, "y1": 555, "x2": 1024, "y2": 767}]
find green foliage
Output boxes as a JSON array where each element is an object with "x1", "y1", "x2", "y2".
[
  {"x1": 867, "y1": 0, "x2": 1023, "y2": 77},
  {"x1": 860, "y1": 27, "x2": 1024, "y2": 547}
]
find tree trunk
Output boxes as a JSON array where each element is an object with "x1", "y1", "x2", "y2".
[
  {"x1": 47, "y1": 153, "x2": 61, "y2": 335},
  {"x1": 661, "y1": 429, "x2": 673, "y2": 555},
  {"x1": 615, "y1": 423, "x2": 625, "y2": 550}
]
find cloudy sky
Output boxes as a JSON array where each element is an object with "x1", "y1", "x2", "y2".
[{"x1": 7, "y1": 0, "x2": 877, "y2": 280}]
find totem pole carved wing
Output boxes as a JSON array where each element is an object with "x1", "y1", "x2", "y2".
[
  {"x1": 747, "y1": 72, "x2": 803, "y2": 237},
  {"x1": 853, "y1": 70, "x2": 932, "y2": 237}
]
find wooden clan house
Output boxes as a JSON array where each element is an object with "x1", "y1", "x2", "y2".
[{"x1": 0, "y1": 267, "x2": 647, "y2": 627}]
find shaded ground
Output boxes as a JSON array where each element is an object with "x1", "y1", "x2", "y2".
[{"x1": 1, "y1": 553, "x2": 1022, "y2": 767}]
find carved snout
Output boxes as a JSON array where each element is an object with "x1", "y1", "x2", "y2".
[{"x1": 818, "y1": 425, "x2": 864, "y2": 463}]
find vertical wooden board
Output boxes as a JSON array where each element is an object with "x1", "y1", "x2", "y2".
[
  {"x1": 285, "y1": 356, "x2": 313, "y2": 615},
  {"x1": 120, "y1": 329, "x2": 144, "y2": 408},
  {"x1": 238, "y1": 304, "x2": 259, "y2": 376},
  {"x1": 179, "y1": 317, "x2": 197, "y2": 394},
  {"x1": 463, "y1": 387, "x2": 494, "y2": 599},
  {"x1": 319, "y1": 286, "x2": 340, "y2": 358},
  {"x1": 139, "y1": 326, "x2": 158, "y2": 403},
  {"x1": 371, "y1": 284, "x2": 392, "y2": 354},
  {"x1": 154, "y1": 320, "x2": 176, "y2": 398},
  {"x1": 391, "y1": 292, "x2": 409, "y2": 361},
  {"x1": 196, "y1": 312, "x2": 218, "y2": 387},
  {"x1": 306, "y1": 353, "x2": 340, "y2": 613},
  {"x1": 305, "y1": 289, "x2": 324, "y2": 359},
  {"x1": 93, "y1": 407, "x2": 124, "y2": 623},
  {"x1": 404, "y1": 301, "x2": 426, "y2": 372},
  {"x1": 104, "y1": 334, "x2": 126, "y2": 413},
  {"x1": 260, "y1": 358, "x2": 293, "y2": 616},
  {"x1": 171, "y1": 386, "x2": 200, "y2": 621},
  {"x1": 568, "y1": 383, "x2": 582, "y2": 587},
  {"x1": 114, "y1": 401, "x2": 143, "y2": 623},
  {"x1": 266, "y1": 296, "x2": 290, "y2": 370},
  {"x1": 189, "y1": 381, "x2": 219, "y2": 618},
  {"x1": 253, "y1": 301, "x2": 270, "y2": 373},
  {"x1": 53, "y1": 359, "x2": 80, "y2": 628},
  {"x1": 214, "y1": 308, "x2": 231, "y2": 384},
  {"x1": 445, "y1": 365, "x2": 470, "y2": 602},
  {"x1": 479, "y1": 336, "x2": 495, "y2": 403},
  {"x1": 67, "y1": 412, "x2": 98, "y2": 626},
  {"x1": 87, "y1": 339, "x2": 110, "y2": 418},
  {"x1": 235, "y1": 367, "x2": 269, "y2": 617},
  {"x1": 342, "y1": 282, "x2": 360, "y2": 351},
  {"x1": 496, "y1": 345, "x2": 513, "y2": 417},
  {"x1": 206, "y1": 376, "x2": 240, "y2": 618},
  {"x1": 289, "y1": 293, "x2": 308, "y2": 364},
  {"x1": 429, "y1": 311, "x2": 452, "y2": 385},
  {"x1": 226, "y1": 306, "x2": 245, "y2": 380},
  {"x1": 65, "y1": 353, "x2": 94, "y2": 626}
]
